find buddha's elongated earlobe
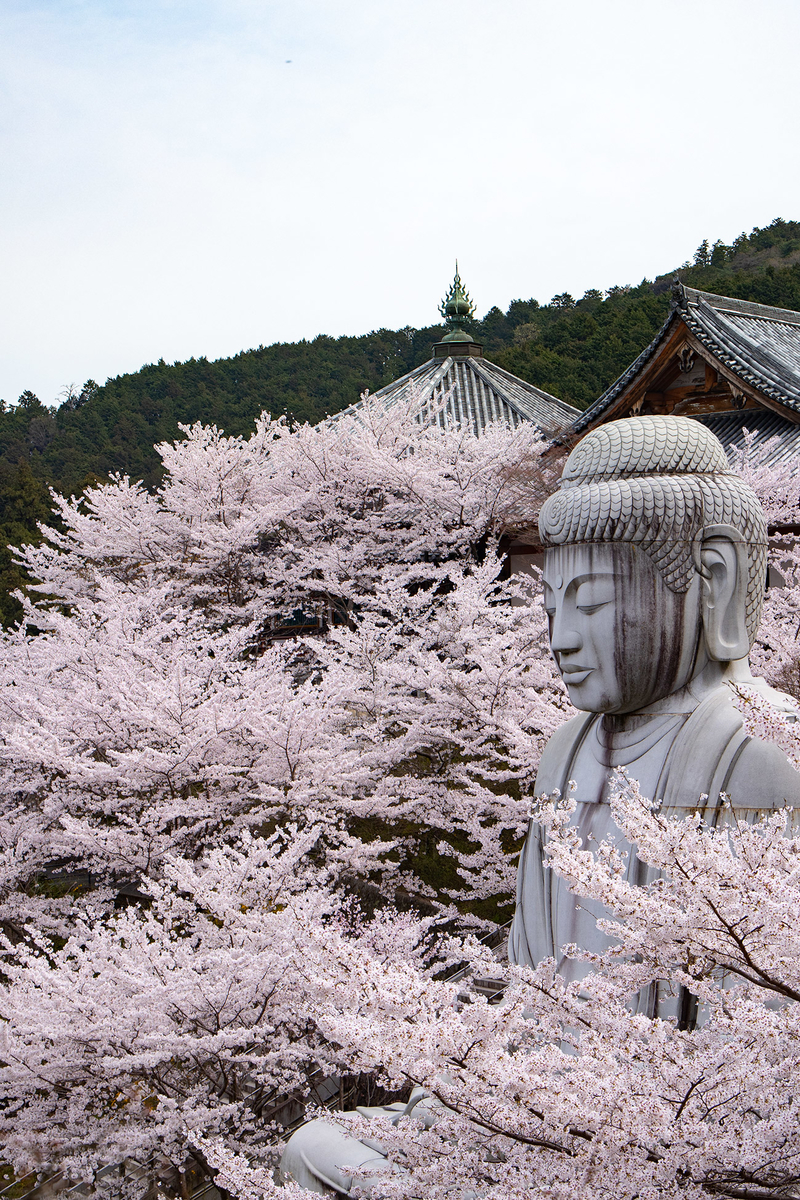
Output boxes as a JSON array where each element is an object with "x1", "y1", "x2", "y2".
[{"x1": 699, "y1": 524, "x2": 751, "y2": 662}]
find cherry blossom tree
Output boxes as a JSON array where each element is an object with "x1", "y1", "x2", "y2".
[
  {"x1": 0, "y1": 822, "x2": 470, "y2": 1184},
  {"x1": 1, "y1": 397, "x2": 567, "y2": 922},
  {"x1": 4, "y1": 408, "x2": 800, "y2": 1199},
  {"x1": 0, "y1": 396, "x2": 567, "y2": 1188}
]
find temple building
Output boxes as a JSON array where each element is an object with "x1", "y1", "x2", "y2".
[
  {"x1": 342, "y1": 273, "x2": 800, "y2": 572},
  {"x1": 570, "y1": 282, "x2": 800, "y2": 467},
  {"x1": 350, "y1": 274, "x2": 800, "y2": 465},
  {"x1": 341, "y1": 267, "x2": 580, "y2": 436}
]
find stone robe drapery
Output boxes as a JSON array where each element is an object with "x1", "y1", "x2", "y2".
[{"x1": 508, "y1": 686, "x2": 800, "y2": 1007}]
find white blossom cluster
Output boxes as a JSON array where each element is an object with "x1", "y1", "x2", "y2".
[{"x1": 0, "y1": 396, "x2": 566, "y2": 1185}]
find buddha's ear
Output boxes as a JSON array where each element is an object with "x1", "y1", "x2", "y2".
[{"x1": 698, "y1": 524, "x2": 750, "y2": 661}]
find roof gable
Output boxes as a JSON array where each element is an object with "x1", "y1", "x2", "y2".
[{"x1": 572, "y1": 284, "x2": 800, "y2": 437}]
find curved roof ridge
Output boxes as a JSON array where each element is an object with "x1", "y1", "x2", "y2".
[
  {"x1": 684, "y1": 304, "x2": 800, "y2": 411},
  {"x1": 682, "y1": 286, "x2": 800, "y2": 327},
  {"x1": 369, "y1": 356, "x2": 452, "y2": 401},
  {"x1": 460, "y1": 357, "x2": 575, "y2": 428},
  {"x1": 570, "y1": 285, "x2": 800, "y2": 437}
]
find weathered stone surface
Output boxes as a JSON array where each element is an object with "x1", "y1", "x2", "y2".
[{"x1": 509, "y1": 415, "x2": 800, "y2": 995}]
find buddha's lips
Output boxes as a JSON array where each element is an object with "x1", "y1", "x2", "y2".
[{"x1": 560, "y1": 665, "x2": 593, "y2": 683}]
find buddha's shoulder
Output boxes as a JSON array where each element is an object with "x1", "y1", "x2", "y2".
[
  {"x1": 535, "y1": 712, "x2": 596, "y2": 796},
  {"x1": 728, "y1": 734, "x2": 800, "y2": 810}
]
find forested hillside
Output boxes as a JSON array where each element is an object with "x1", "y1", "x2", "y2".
[{"x1": 2, "y1": 217, "x2": 800, "y2": 625}]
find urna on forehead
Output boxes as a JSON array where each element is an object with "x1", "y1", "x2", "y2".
[{"x1": 538, "y1": 415, "x2": 768, "y2": 641}]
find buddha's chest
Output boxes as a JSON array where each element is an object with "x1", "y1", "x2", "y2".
[{"x1": 566, "y1": 713, "x2": 690, "y2": 807}]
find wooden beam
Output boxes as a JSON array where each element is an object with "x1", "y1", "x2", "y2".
[
  {"x1": 589, "y1": 320, "x2": 696, "y2": 422},
  {"x1": 673, "y1": 396, "x2": 760, "y2": 416},
  {"x1": 664, "y1": 385, "x2": 704, "y2": 404}
]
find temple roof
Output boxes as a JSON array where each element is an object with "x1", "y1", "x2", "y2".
[
  {"x1": 342, "y1": 352, "x2": 580, "y2": 436},
  {"x1": 682, "y1": 290, "x2": 800, "y2": 412},
  {"x1": 339, "y1": 266, "x2": 580, "y2": 436},
  {"x1": 572, "y1": 284, "x2": 800, "y2": 438},
  {"x1": 697, "y1": 409, "x2": 800, "y2": 468}
]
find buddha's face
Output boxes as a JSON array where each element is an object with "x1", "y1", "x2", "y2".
[{"x1": 542, "y1": 542, "x2": 703, "y2": 714}]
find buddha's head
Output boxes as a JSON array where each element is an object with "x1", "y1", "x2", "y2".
[{"x1": 538, "y1": 416, "x2": 767, "y2": 714}]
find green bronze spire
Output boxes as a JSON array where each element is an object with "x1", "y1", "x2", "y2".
[{"x1": 439, "y1": 262, "x2": 476, "y2": 343}]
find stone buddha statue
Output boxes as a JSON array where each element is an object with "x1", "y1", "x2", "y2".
[{"x1": 509, "y1": 414, "x2": 800, "y2": 995}]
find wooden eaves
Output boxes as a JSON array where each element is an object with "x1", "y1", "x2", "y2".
[{"x1": 562, "y1": 283, "x2": 800, "y2": 452}]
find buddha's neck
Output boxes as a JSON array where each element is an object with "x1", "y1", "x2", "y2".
[{"x1": 612, "y1": 656, "x2": 751, "y2": 722}]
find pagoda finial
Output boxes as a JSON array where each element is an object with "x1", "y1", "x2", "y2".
[{"x1": 439, "y1": 262, "x2": 476, "y2": 342}]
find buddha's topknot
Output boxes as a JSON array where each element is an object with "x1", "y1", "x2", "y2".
[{"x1": 539, "y1": 416, "x2": 767, "y2": 644}]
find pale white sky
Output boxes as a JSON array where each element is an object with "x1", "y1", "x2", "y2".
[{"x1": 2, "y1": 0, "x2": 799, "y2": 406}]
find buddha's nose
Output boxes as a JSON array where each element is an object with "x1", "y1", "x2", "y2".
[{"x1": 551, "y1": 617, "x2": 582, "y2": 655}]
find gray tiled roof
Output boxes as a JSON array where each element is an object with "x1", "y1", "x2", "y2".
[
  {"x1": 338, "y1": 354, "x2": 580, "y2": 435},
  {"x1": 698, "y1": 409, "x2": 800, "y2": 469},
  {"x1": 572, "y1": 285, "x2": 800, "y2": 435}
]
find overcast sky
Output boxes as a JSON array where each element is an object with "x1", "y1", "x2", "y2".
[{"x1": 2, "y1": 0, "x2": 799, "y2": 406}]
